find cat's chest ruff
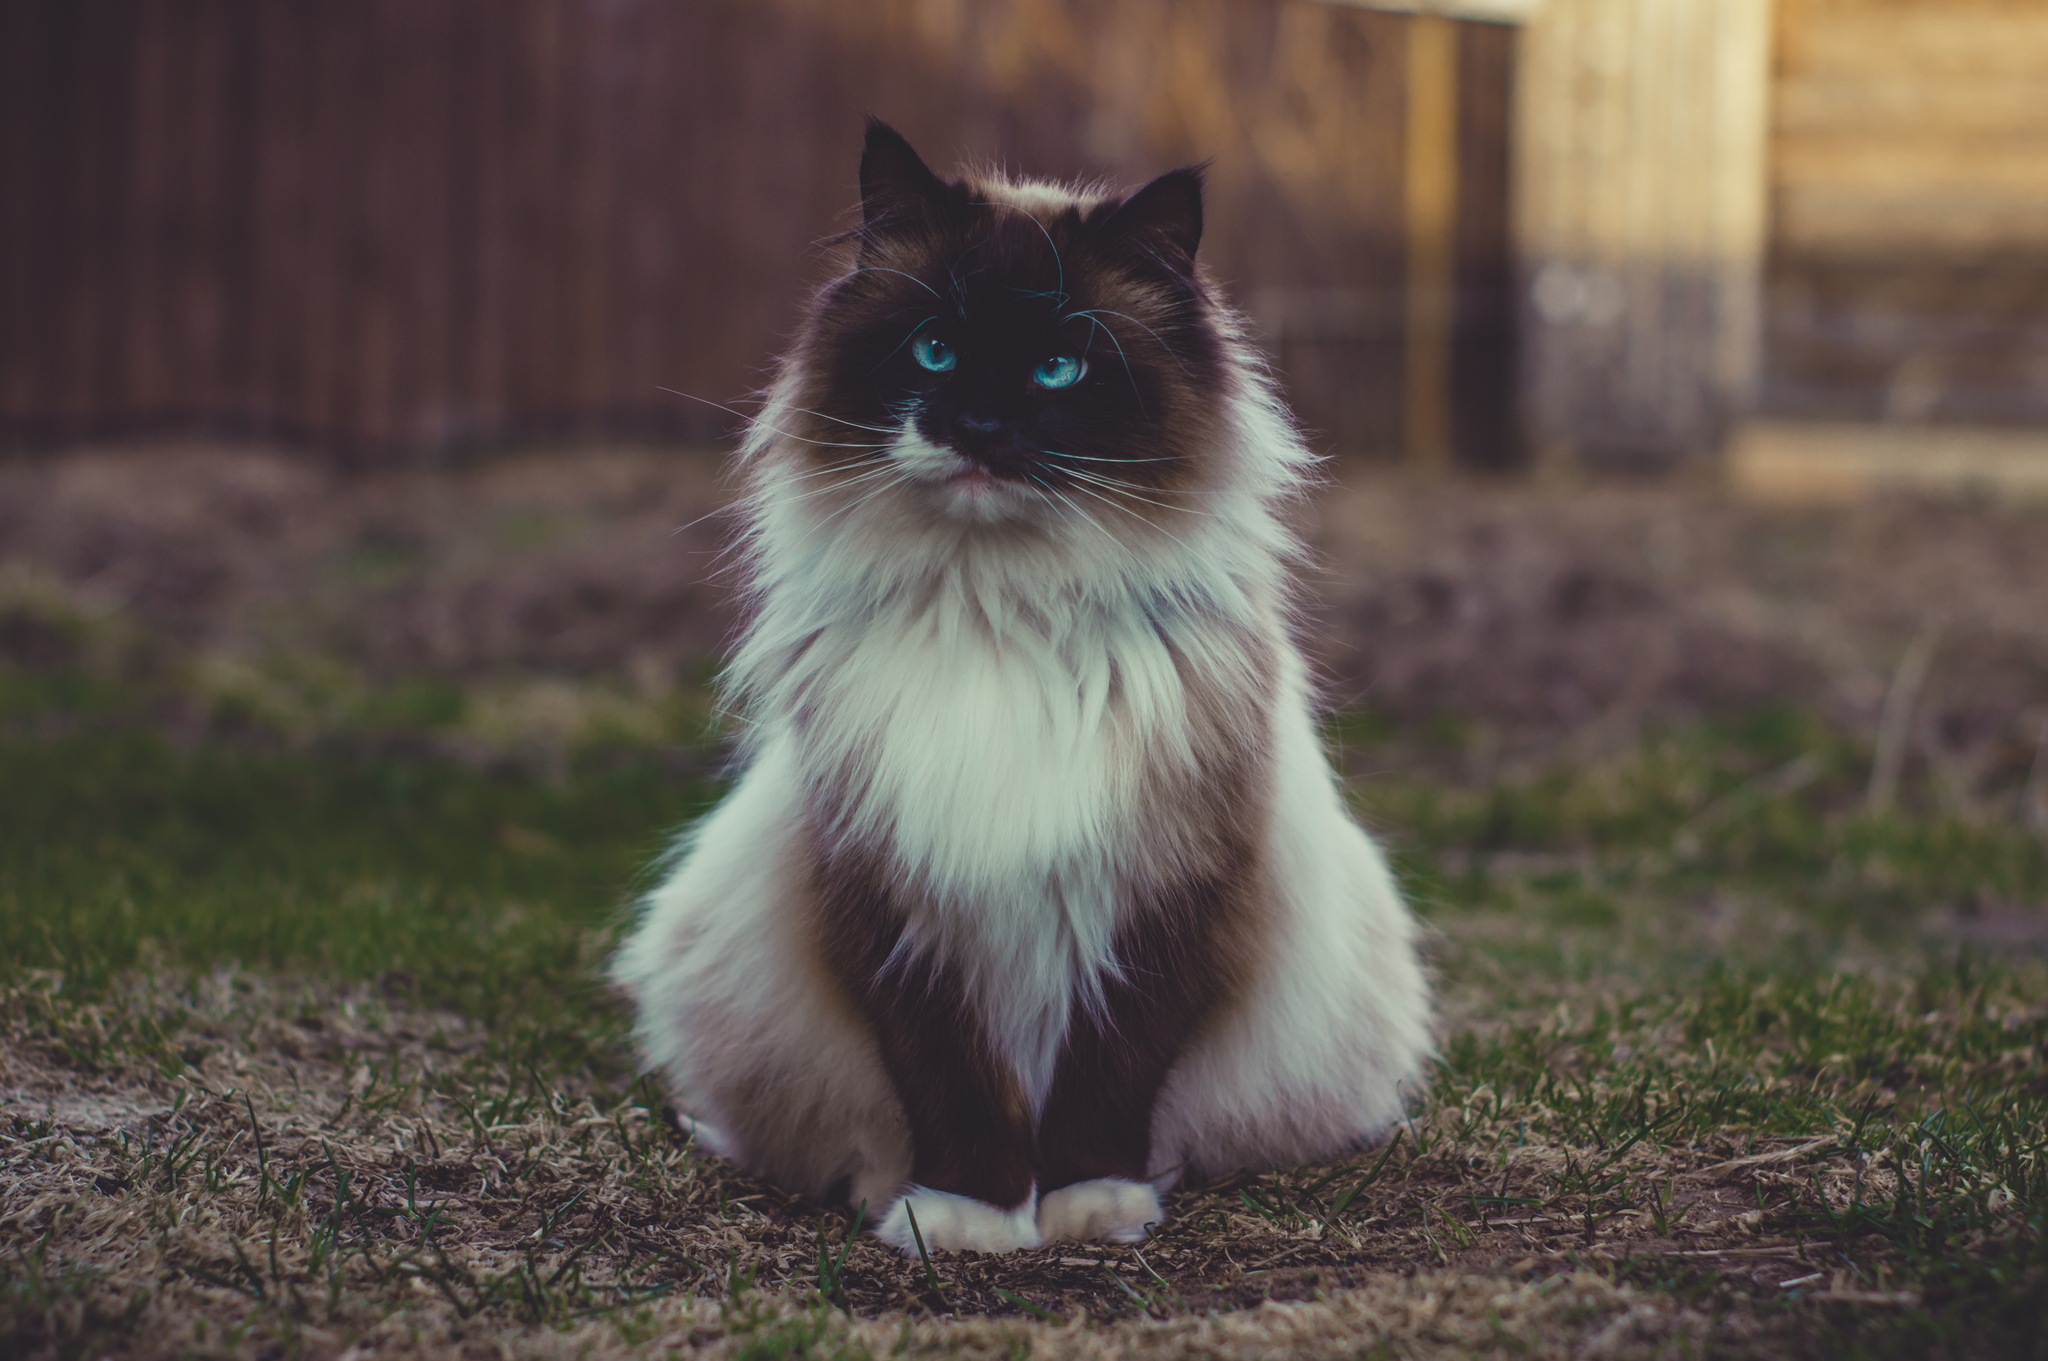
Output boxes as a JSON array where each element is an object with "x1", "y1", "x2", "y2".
[{"x1": 787, "y1": 581, "x2": 1222, "y2": 896}]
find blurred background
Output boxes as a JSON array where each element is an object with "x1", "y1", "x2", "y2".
[
  {"x1": 0, "y1": 0, "x2": 2045, "y2": 804},
  {"x1": 7, "y1": 0, "x2": 2048, "y2": 469}
]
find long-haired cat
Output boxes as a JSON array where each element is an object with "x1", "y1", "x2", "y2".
[{"x1": 613, "y1": 122, "x2": 1431, "y2": 1254}]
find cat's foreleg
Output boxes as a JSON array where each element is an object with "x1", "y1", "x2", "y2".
[
  {"x1": 859, "y1": 983, "x2": 1044, "y2": 1254},
  {"x1": 815, "y1": 853, "x2": 1043, "y2": 1255},
  {"x1": 1034, "y1": 998, "x2": 1172, "y2": 1244},
  {"x1": 1034, "y1": 867, "x2": 1254, "y2": 1244}
]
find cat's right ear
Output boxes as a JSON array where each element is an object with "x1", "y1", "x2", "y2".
[{"x1": 859, "y1": 120, "x2": 950, "y2": 252}]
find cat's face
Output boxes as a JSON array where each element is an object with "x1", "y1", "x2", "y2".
[{"x1": 782, "y1": 123, "x2": 1230, "y2": 528}]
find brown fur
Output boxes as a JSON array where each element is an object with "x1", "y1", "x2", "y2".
[
  {"x1": 804, "y1": 612, "x2": 1280, "y2": 1205},
  {"x1": 809, "y1": 840, "x2": 1038, "y2": 1211}
]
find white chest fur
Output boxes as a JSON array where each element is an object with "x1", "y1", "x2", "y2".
[
  {"x1": 796, "y1": 585, "x2": 1203, "y2": 890},
  {"x1": 736, "y1": 538, "x2": 1262, "y2": 1112}
]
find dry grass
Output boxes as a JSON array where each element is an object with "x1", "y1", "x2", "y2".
[
  {"x1": 3, "y1": 967, "x2": 1743, "y2": 1360},
  {"x1": 7, "y1": 918, "x2": 2043, "y2": 1359},
  {"x1": 5, "y1": 444, "x2": 2047, "y2": 1358}
]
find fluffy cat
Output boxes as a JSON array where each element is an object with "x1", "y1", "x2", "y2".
[{"x1": 612, "y1": 122, "x2": 1431, "y2": 1255}]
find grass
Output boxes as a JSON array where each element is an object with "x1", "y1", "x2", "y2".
[
  {"x1": 2, "y1": 675, "x2": 2046, "y2": 1358},
  {"x1": 0, "y1": 729, "x2": 718, "y2": 1028}
]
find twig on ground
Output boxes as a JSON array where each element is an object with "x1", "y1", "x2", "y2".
[{"x1": 1868, "y1": 621, "x2": 1942, "y2": 811}]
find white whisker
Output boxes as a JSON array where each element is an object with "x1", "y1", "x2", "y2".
[
  {"x1": 838, "y1": 265, "x2": 942, "y2": 300},
  {"x1": 1059, "y1": 467, "x2": 1215, "y2": 520},
  {"x1": 972, "y1": 200, "x2": 1068, "y2": 305},
  {"x1": 1063, "y1": 308, "x2": 1194, "y2": 378},
  {"x1": 1060, "y1": 479, "x2": 1200, "y2": 556},
  {"x1": 815, "y1": 465, "x2": 920, "y2": 529},
  {"x1": 668, "y1": 501, "x2": 742, "y2": 538},
  {"x1": 1029, "y1": 477, "x2": 1145, "y2": 572},
  {"x1": 1039, "y1": 449, "x2": 1180, "y2": 465},
  {"x1": 656, "y1": 387, "x2": 899, "y2": 451},
  {"x1": 777, "y1": 405, "x2": 910, "y2": 436},
  {"x1": 1071, "y1": 314, "x2": 1146, "y2": 414},
  {"x1": 767, "y1": 453, "x2": 900, "y2": 485},
  {"x1": 767, "y1": 461, "x2": 913, "y2": 511}
]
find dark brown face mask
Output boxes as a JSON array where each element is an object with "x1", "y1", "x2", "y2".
[{"x1": 793, "y1": 119, "x2": 1224, "y2": 501}]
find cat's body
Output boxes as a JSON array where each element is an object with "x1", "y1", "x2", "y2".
[{"x1": 612, "y1": 124, "x2": 1430, "y2": 1254}]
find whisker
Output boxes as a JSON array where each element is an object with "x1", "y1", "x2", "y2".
[
  {"x1": 766, "y1": 461, "x2": 912, "y2": 510},
  {"x1": 1039, "y1": 449, "x2": 1180, "y2": 465},
  {"x1": 776, "y1": 406, "x2": 909, "y2": 437},
  {"x1": 1067, "y1": 314, "x2": 1146, "y2": 415},
  {"x1": 665, "y1": 431, "x2": 909, "y2": 539},
  {"x1": 675, "y1": 461, "x2": 917, "y2": 540},
  {"x1": 1054, "y1": 465, "x2": 1164, "y2": 493},
  {"x1": 836, "y1": 265, "x2": 942, "y2": 300},
  {"x1": 656, "y1": 388, "x2": 900, "y2": 451},
  {"x1": 668, "y1": 502, "x2": 739, "y2": 538},
  {"x1": 1063, "y1": 308, "x2": 1194, "y2": 378},
  {"x1": 1037, "y1": 481, "x2": 1145, "y2": 571},
  {"x1": 765, "y1": 451, "x2": 903, "y2": 485},
  {"x1": 816, "y1": 465, "x2": 920, "y2": 529},
  {"x1": 868, "y1": 316, "x2": 939, "y2": 375},
  {"x1": 970, "y1": 200, "x2": 1068, "y2": 306},
  {"x1": 1062, "y1": 480, "x2": 1200, "y2": 556},
  {"x1": 1059, "y1": 467, "x2": 1216, "y2": 519}
]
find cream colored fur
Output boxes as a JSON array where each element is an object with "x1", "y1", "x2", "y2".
[{"x1": 1038, "y1": 1178, "x2": 1162, "y2": 1244}]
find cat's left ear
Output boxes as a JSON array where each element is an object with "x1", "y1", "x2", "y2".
[{"x1": 1100, "y1": 166, "x2": 1204, "y2": 272}]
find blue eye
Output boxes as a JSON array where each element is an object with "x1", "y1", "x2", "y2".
[
  {"x1": 1032, "y1": 355, "x2": 1086, "y2": 389},
  {"x1": 911, "y1": 335, "x2": 956, "y2": 372}
]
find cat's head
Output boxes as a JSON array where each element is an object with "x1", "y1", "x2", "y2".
[{"x1": 771, "y1": 121, "x2": 1238, "y2": 532}]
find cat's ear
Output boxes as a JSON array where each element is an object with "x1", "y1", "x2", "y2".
[
  {"x1": 859, "y1": 120, "x2": 950, "y2": 246},
  {"x1": 1100, "y1": 166, "x2": 1205, "y2": 272}
]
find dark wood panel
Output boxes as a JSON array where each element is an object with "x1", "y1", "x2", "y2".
[
  {"x1": 1452, "y1": 18, "x2": 1518, "y2": 469},
  {"x1": 0, "y1": 0, "x2": 1516, "y2": 465}
]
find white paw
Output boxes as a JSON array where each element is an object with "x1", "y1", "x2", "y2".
[
  {"x1": 1037, "y1": 1177, "x2": 1163, "y2": 1244},
  {"x1": 873, "y1": 1184, "x2": 1042, "y2": 1256},
  {"x1": 670, "y1": 1112, "x2": 734, "y2": 1159}
]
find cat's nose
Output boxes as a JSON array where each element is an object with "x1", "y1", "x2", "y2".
[{"x1": 954, "y1": 411, "x2": 1002, "y2": 434}]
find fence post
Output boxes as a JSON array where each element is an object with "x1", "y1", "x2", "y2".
[
  {"x1": 1514, "y1": 0, "x2": 1773, "y2": 467},
  {"x1": 1403, "y1": 10, "x2": 1460, "y2": 470}
]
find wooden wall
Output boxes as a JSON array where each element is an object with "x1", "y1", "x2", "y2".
[
  {"x1": 0, "y1": 0, "x2": 1518, "y2": 466},
  {"x1": 1764, "y1": 0, "x2": 2048, "y2": 426}
]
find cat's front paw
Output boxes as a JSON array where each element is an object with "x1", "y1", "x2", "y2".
[
  {"x1": 874, "y1": 1185, "x2": 1042, "y2": 1256},
  {"x1": 1037, "y1": 1177, "x2": 1162, "y2": 1243},
  {"x1": 671, "y1": 1113, "x2": 734, "y2": 1160}
]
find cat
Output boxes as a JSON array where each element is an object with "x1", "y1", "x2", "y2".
[{"x1": 611, "y1": 121, "x2": 1431, "y2": 1255}]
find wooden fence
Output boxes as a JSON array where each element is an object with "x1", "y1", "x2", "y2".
[
  {"x1": 1764, "y1": 0, "x2": 2048, "y2": 428},
  {"x1": 0, "y1": 0, "x2": 1516, "y2": 466}
]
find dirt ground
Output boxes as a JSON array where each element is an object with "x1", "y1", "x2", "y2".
[
  {"x1": 5, "y1": 441, "x2": 2048, "y2": 1360},
  {"x1": 3, "y1": 441, "x2": 2045, "y2": 782},
  {"x1": 6, "y1": 948, "x2": 1953, "y2": 1361}
]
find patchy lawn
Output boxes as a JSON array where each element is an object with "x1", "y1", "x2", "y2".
[
  {"x1": 3, "y1": 447, "x2": 2046, "y2": 1358},
  {"x1": 4, "y1": 712, "x2": 2045, "y2": 1361}
]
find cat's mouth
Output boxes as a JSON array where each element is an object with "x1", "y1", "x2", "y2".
[
  {"x1": 945, "y1": 463, "x2": 1008, "y2": 491},
  {"x1": 882, "y1": 421, "x2": 1040, "y2": 521},
  {"x1": 924, "y1": 453, "x2": 1043, "y2": 524},
  {"x1": 937, "y1": 459, "x2": 1034, "y2": 520}
]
